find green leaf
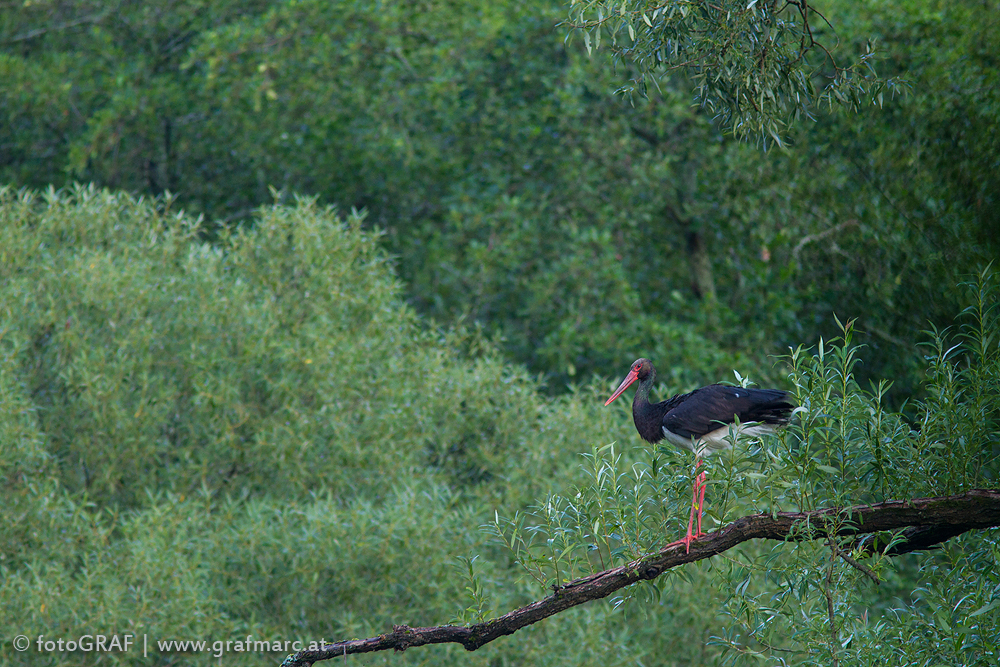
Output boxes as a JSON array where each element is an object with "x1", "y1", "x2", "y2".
[{"x1": 969, "y1": 600, "x2": 1000, "y2": 618}]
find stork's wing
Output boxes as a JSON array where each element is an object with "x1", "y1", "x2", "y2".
[{"x1": 662, "y1": 385, "x2": 794, "y2": 440}]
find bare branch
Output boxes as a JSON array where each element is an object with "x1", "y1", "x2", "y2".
[
  {"x1": 279, "y1": 490, "x2": 1000, "y2": 667},
  {"x1": 791, "y1": 218, "x2": 858, "y2": 261},
  {"x1": 830, "y1": 539, "x2": 881, "y2": 585},
  {"x1": 3, "y1": 11, "x2": 112, "y2": 45}
]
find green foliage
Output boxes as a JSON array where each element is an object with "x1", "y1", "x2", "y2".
[
  {"x1": 0, "y1": 479, "x2": 505, "y2": 665},
  {"x1": 0, "y1": 184, "x2": 565, "y2": 509},
  {"x1": 0, "y1": 1, "x2": 274, "y2": 199},
  {"x1": 2, "y1": 0, "x2": 996, "y2": 403},
  {"x1": 566, "y1": 0, "x2": 899, "y2": 142}
]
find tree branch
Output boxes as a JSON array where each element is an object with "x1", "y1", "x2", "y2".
[
  {"x1": 2, "y1": 10, "x2": 113, "y2": 44},
  {"x1": 279, "y1": 490, "x2": 1000, "y2": 666},
  {"x1": 791, "y1": 218, "x2": 858, "y2": 262},
  {"x1": 829, "y1": 539, "x2": 880, "y2": 585}
]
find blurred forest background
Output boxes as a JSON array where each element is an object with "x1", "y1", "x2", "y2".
[{"x1": 1, "y1": 0, "x2": 998, "y2": 665}]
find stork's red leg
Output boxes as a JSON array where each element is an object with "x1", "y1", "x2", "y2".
[
  {"x1": 695, "y1": 469, "x2": 707, "y2": 537},
  {"x1": 668, "y1": 459, "x2": 703, "y2": 553},
  {"x1": 684, "y1": 473, "x2": 699, "y2": 552},
  {"x1": 685, "y1": 458, "x2": 703, "y2": 552}
]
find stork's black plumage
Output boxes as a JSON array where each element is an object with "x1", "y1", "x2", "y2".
[{"x1": 605, "y1": 358, "x2": 796, "y2": 551}]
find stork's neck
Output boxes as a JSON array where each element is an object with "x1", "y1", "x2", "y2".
[{"x1": 632, "y1": 377, "x2": 669, "y2": 444}]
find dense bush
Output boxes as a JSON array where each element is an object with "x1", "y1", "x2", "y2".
[{"x1": 0, "y1": 185, "x2": 577, "y2": 508}]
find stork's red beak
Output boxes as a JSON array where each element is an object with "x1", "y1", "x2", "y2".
[{"x1": 604, "y1": 369, "x2": 638, "y2": 406}]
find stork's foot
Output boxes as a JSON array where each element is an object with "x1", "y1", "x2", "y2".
[{"x1": 666, "y1": 533, "x2": 695, "y2": 552}]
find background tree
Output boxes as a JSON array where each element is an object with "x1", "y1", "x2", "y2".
[{"x1": 566, "y1": 0, "x2": 896, "y2": 142}]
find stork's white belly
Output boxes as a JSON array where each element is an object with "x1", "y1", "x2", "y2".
[{"x1": 663, "y1": 422, "x2": 778, "y2": 457}]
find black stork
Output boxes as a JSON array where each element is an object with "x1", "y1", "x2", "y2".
[{"x1": 605, "y1": 358, "x2": 795, "y2": 551}]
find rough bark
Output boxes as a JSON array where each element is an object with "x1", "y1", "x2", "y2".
[{"x1": 280, "y1": 489, "x2": 1000, "y2": 667}]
